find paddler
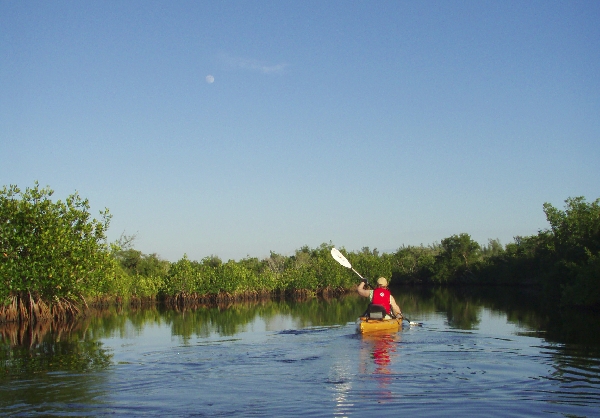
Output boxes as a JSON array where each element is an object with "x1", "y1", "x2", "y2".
[{"x1": 357, "y1": 277, "x2": 402, "y2": 319}]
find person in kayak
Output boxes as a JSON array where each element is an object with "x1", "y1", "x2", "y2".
[{"x1": 357, "y1": 277, "x2": 402, "y2": 319}]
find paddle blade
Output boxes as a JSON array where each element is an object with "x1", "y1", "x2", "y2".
[{"x1": 331, "y1": 248, "x2": 351, "y2": 268}]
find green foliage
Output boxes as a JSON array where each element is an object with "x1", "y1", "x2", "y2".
[
  {"x1": 390, "y1": 245, "x2": 437, "y2": 284},
  {"x1": 0, "y1": 183, "x2": 114, "y2": 304},
  {"x1": 107, "y1": 234, "x2": 170, "y2": 298},
  {"x1": 163, "y1": 254, "x2": 202, "y2": 295},
  {"x1": 560, "y1": 253, "x2": 600, "y2": 307},
  {"x1": 542, "y1": 197, "x2": 600, "y2": 308},
  {"x1": 481, "y1": 238, "x2": 504, "y2": 257},
  {"x1": 348, "y1": 247, "x2": 393, "y2": 283},
  {"x1": 544, "y1": 197, "x2": 600, "y2": 264},
  {"x1": 151, "y1": 243, "x2": 360, "y2": 298},
  {"x1": 109, "y1": 195, "x2": 598, "y2": 311},
  {"x1": 433, "y1": 233, "x2": 481, "y2": 283},
  {"x1": 3, "y1": 182, "x2": 596, "y2": 313},
  {"x1": 475, "y1": 197, "x2": 600, "y2": 309}
]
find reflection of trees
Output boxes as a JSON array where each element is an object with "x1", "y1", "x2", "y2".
[
  {"x1": 544, "y1": 309, "x2": 600, "y2": 347},
  {"x1": 393, "y1": 287, "x2": 481, "y2": 329},
  {"x1": 0, "y1": 319, "x2": 112, "y2": 377},
  {"x1": 165, "y1": 296, "x2": 366, "y2": 341},
  {"x1": 286, "y1": 296, "x2": 363, "y2": 328},
  {"x1": 64, "y1": 297, "x2": 367, "y2": 344},
  {"x1": 391, "y1": 285, "x2": 600, "y2": 347},
  {"x1": 0, "y1": 320, "x2": 111, "y2": 412},
  {"x1": 22, "y1": 289, "x2": 597, "y2": 346},
  {"x1": 3, "y1": 287, "x2": 594, "y2": 373},
  {"x1": 431, "y1": 287, "x2": 481, "y2": 329},
  {"x1": 392, "y1": 286, "x2": 543, "y2": 331}
]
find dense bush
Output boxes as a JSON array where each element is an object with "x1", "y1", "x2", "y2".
[
  {"x1": 0, "y1": 183, "x2": 116, "y2": 321},
  {"x1": 2, "y1": 182, "x2": 599, "y2": 323}
]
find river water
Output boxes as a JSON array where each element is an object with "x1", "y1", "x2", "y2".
[{"x1": 2, "y1": 287, "x2": 600, "y2": 417}]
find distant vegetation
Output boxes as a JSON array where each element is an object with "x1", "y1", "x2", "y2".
[{"x1": 1, "y1": 182, "x2": 599, "y2": 324}]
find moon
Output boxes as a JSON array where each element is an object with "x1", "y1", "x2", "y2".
[{"x1": 206, "y1": 75, "x2": 214, "y2": 84}]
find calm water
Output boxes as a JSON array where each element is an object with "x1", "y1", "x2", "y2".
[{"x1": 2, "y1": 287, "x2": 600, "y2": 417}]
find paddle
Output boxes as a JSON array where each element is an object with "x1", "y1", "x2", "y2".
[
  {"x1": 330, "y1": 247, "x2": 366, "y2": 281},
  {"x1": 330, "y1": 247, "x2": 423, "y2": 326}
]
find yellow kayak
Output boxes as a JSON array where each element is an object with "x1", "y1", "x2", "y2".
[{"x1": 356, "y1": 316, "x2": 403, "y2": 334}]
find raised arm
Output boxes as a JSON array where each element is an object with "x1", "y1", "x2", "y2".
[{"x1": 357, "y1": 281, "x2": 371, "y2": 298}]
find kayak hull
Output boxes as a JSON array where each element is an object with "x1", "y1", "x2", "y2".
[{"x1": 356, "y1": 316, "x2": 403, "y2": 334}]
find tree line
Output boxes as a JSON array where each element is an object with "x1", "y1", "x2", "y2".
[{"x1": 1, "y1": 183, "x2": 599, "y2": 323}]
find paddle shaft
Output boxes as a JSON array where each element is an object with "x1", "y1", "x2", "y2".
[{"x1": 350, "y1": 267, "x2": 364, "y2": 280}]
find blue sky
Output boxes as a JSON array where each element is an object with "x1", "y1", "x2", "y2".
[{"x1": 2, "y1": 1, "x2": 599, "y2": 262}]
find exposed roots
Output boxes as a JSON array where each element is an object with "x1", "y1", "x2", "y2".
[
  {"x1": 160, "y1": 290, "x2": 276, "y2": 311},
  {"x1": 0, "y1": 293, "x2": 83, "y2": 325},
  {"x1": 159, "y1": 288, "x2": 352, "y2": 311},
  {"x1": 0, "y1": 296, "x2": 19, "y2": 323},
  {"x1": 51, "y1": 297, "x2": 82, "y2": 323},
  {"x1": 0, "y1": 287, "x2": 353, "y2": 327}
]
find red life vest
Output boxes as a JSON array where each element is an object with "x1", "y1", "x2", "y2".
[{"x1": 372, "y1": 288, "x2": 391, "y2": 314}]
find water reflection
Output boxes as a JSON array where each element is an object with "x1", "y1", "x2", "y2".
[
  {"x1": 359, "y1": 332, "x2": 401, "y2": 398},
  {"x1": 0, "y1": 319, "x2": 112, "y2": 415},
  {"x1": 0, "y1": 319, "x2": 112, "y2": 377},
  {"x1": 2, "y1": 287, "x2": 599, "y2": 349},
  {"x1": 1, "y1": 287, "x2": 600, "y2": 416},
  {"x1": 2, "y1": 287, "x2": 599, "y2": 352},
  {"x1": 393, "y1": 286, "x2": 600, "y2": 347}
]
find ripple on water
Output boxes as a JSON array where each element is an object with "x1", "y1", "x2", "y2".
[{"x1": 3, "y1": 311, "x2": 600, "y2": 417}]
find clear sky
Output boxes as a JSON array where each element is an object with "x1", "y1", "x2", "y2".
[{"x1": 2, "y1": 1, "x2": 599, "y2": 262}]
